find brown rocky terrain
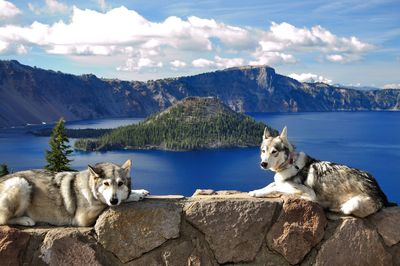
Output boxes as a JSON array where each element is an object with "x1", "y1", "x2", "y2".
[{"x1": 0, "y1": 192, "x2": 399, "y2": 265}]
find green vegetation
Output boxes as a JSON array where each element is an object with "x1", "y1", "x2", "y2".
[
  {"x1": 0, "y1": 164, "x2": 9, "y2": 177},
  {"x1": 75, "y1": 97, "x2": 277, "y2": 151},
  {"x1": 45, "y1": 118, "x2": 75, "y2": 172}
]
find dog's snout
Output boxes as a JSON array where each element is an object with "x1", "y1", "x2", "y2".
[
  {"x1": 110, "y1": 197, "x2": 118, "y2": 206},
  {"x1": 260, "y1": 162, "x2": 268, "y2": 169}
]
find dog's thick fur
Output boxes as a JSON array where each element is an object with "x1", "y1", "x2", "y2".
[
  {"x1": 249, "y1": 127, "x2": 393, "y2": 218},
  {"x1": 0, "y1": 160, "x2": 149, "y2": 226}
]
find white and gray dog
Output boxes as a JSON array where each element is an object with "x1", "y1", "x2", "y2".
[
  {"x1": 0, "y1": 160, "x2": 149, "y2": 226},
  {"x1": 249, "y1": 127, "x2": 394, "y2": 217}
]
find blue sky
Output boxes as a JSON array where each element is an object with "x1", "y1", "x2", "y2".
[{"x1": 0, "y1": 0, "x2": 399, "y2": 87}]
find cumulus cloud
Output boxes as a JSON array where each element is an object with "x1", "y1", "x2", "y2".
[
  {"x1": 264, "y1": 22, "x2": 373, "y2": 53},
  {"x1": 250, "y1": 51, "x2": 296, "y2": 65},
  {"x1": 289, "y1": 73, "x2": 333, "y2": 84},
  {"x1": 170, "y1": 60, "x2": 187, "y2": 68},
  {"x1": 192, "y1": 56, "x2": 244, "y2": 68},
  {"x1": 214, "y1": 56, "x2": 244, "y2": 68},
  {"x1": 383, "y1": 83, "x2": 400, "y2": 89},
  {"x1": 28, "y1": 0, "x2": 69, "y2": 15},
  {"x1": 253, "y1": 22, "x2": 372, "y2": 65},
  {"x1": 325, "y1": 53, "x2": 362, "y2": 63},
  {"x1": 12, "y1": 6, "x2": 249, "y2": 56},
  {"x1": 96, "y1": 0, "x2": 109, "y2": 11},
  {"x1": 326, "y1": 54, "x2": 344, "y2": 62},
  {"x1": 117, "y1": 58, "x2": 163, "y2": 71},
  {"x1": 192, "y1": 58, "x2": 215, "y2": 68},
  {"x1": 0, "y1": 0, "x2": 21, "y2": 18},
  {"x1": 45, "y1": 0, "x2": 68, "y2": 13},
  {"x1": 0, "y1": 6, "x2": 374, "y2": 72}
]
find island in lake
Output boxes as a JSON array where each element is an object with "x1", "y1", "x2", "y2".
[{"x1": 74, "y1": 97, "x2": 277, "y2": 151}]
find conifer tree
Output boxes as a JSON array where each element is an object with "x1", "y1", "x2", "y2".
[
  {"x1": 0, "y1": 164, "x2": 9, "y2": 177},
  {"x1": 45, "y1": 118, "x2": 74, "y2": 172}
]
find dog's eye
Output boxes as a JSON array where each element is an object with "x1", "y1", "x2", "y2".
[
  {"x1": 262, "y1": 150, "x2": 266, "y2": 153},
  {"x1": 103, "y1": 182, "x2": 109, "y2": 186},
  {"x1": 271, "y1": 150, "x2": 277, "y2": 154},
  {"x1": 117, "y1": 181, "x2": 124, "y2": 187}
]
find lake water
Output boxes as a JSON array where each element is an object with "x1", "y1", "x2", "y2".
[{"x1": 0, "y1": 112, "x2": 399, "y2": 204}]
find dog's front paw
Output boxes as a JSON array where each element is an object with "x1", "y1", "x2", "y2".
[
  {"x1": 248, "y1": 190, "x2": 264, "y2": 197},
  {"x1": 126, "y1": 189, "x2": 150, "y2": 202},
  {"x1": 136, "y1": 189, "x2": 150, "y2": 200},
  {"x1": 249, "y1": 189, "x2": 281, "y2": 198},
  {"x1": 9, "y1": 216, "x2": 36, "y2": 226},
  {"x1": 249, "y1": 190, "x2": 257, "y2": 197}
]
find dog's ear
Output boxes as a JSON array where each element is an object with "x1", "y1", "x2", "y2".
[
  {"x1": 88, "y1": 165, "x2": 100, "y2": 178},
  {"x1": 280, "y1": 126, "x2": 288, "y2": 141},
  {"x1": 280, "y1": 126, "x2": 294, "y2": 151},
  {"x1": 121, "y1": 159, "x2": 132, "y2": 175},
  {"x1": 263, "y1": 127, "x2": 271, "y2": 139}
]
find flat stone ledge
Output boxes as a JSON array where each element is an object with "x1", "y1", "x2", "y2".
[
  {"x1": 145, "y1": 195, "x2": 186, "y2": 200},
  {"x1": 1, "y1": 194, "x2": 399, "y2": 266}
]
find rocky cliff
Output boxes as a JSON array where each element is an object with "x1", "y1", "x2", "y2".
[
  {"x1": 1, "y1": 192, "x2": 399, "y2": 266},
  {"x1": 1, "y1": 60, "x2": 400, "y2": 128},
  {"x1": 0, "y1": 60, "x2": 161, "y2": 128}
]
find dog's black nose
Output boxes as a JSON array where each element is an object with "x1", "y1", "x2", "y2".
[
  {"x1": 260, "y1": 162, "x2": 268, "y2": 169},
  {"x1": 110, "y1": 198, "x2": 118, "y2": 205}
]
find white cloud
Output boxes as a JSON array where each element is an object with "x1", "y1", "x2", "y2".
[
  {"x1": 170, "y1": 60, "x2": 186, "y2": 68},
  {"x1": 250, "y1": 51, "x2": 296, "y2": 65},
  {"x1": 214, "y1": 56, "x2": 244, "y2": 68},
  {"x1": 20, "y1": 7, "x2": 248, "y2": 54},
  {"x1": 96, "y1": 0, "x2": 109, "y2": 11},
  {"x1": 255, "y1": 22, "x2": 373, "y2": 64},
  {"x1": 16, "y1": 44, "x2": 27, "y2": 54},
  {"x1": 45, "y1": 0, "x2": 68, "y2": 13},
  {"x1": 326, "y1": 54, "x2": 344, "y2": 62},
  {"x1": 0, "y1": 0, "x2": 21, "y2": 18},
  {"x1": 192, "y1": 58, "x2": 215, "y2": 68},
  {"x1": 325, "y1": 53, "x2": 362, "y2": 63},
  {"x1": 264, "y1": 22, "x2": 373, "y2": 53},
  {"x1": 0, "y1": 21, "x2": 50, "y2": 54},
  {"x1": 0, "y1": 40, "x2": 7, "y2": 51},
  {"x1": 117, "y1": 57, "x2": 163, "y2": 71},
  {"x1": 28, "y1": 0, "x2": 69, "y2": 15},
  {"x1": 192, "y1": 56, "x2": 244, "y2": 68},
  {"x1": 0, "y1": 41, "x2": 28, "y2": 55},
  {"x1": 289, "y1": 73, "x2": 333, "y2": 84},
  {"x1": 27, "y1": 3, "x2": 37, "y2": 14},
  {"x1": 383, "y1": 83, "x2": 400, "y2": 89},
  {"x1": 0, "y1": 6, "x2": 375, "y2": 73}
]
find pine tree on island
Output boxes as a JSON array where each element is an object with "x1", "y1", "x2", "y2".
[
  {"x1": 44, "y1": 118, "x2": 75, "y2": 172},
  {"x1": 0, "y1": 164, "x2": 9, "y2": 177}
]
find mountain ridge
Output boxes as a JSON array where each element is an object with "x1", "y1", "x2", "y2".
[{"x1": 1, "y1": 60, "x2": 399, "y2": 128}]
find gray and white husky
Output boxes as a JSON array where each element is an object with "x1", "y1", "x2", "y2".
[
  {"x1": 0, "y1": 160, "x2": 149, "y2": 226},
  {"x1": 249, "y1": 127, "x2": 393, "y2": 218}
]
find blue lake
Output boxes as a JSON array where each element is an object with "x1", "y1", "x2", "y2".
[{"x1": 0, "y1": 112, "x2": 399, "y2": 203}]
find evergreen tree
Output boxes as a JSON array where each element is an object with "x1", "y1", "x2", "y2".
[
  {"x1": 45, "y1": 118, "x2": 74, "y2": 172},
  {"x1": 0, "y1": 164, "x2": 9, "y2": 177}
]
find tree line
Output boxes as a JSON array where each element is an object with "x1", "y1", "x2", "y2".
[{"x1": 75, "y1": 106, "x2": 271, "y2": 151}]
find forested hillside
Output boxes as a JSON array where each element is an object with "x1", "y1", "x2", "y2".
[{"x1": 75, "y1": 97, "x2": 277, "y2": 151}]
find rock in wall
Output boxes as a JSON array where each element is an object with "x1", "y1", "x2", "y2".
[{"x1": 0, "y1": 192, "x2": 399, "y2": 266}]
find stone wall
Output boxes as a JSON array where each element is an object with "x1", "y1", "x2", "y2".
[{"x1": 1, "y1": 191, "x2": 399, "y2": 266}]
